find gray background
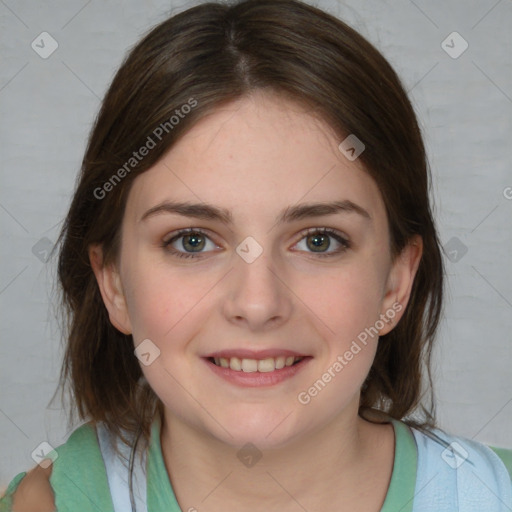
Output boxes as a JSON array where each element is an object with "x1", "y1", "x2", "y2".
[{"x1": 1, "y1": 0, "x2": 511, "y2": 487}]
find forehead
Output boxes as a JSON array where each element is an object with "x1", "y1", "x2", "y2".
[{"x1": 124, "y1": 92, "x2": 387, "y2": 228}]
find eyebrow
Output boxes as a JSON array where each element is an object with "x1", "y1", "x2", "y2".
[{"x1": 140, "y1": 199, "x2": 371, "y2": 224}]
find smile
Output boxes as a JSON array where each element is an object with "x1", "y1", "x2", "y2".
[
  {"x1": 210, "y1": 355, "x2": 304, "y2": 372},
  {"x1": 203, "y1": 351, "x2": 311, "y2": 387}
]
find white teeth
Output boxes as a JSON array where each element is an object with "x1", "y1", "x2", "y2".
[
  {"x1": 212, "y1": 355, "x2": 304, "y2": 372},
  {"x1": 275, "y1": 356, "x2": 286, "y2": 369},
  {"x1": 257, "y1": 358, "x2": 275, "y2": 372},
  {"x1": 230, "y1": 357, "x2": 242, "y2": 371},
  {"x1": 241, "y1": 358, "x2": 258, "y2": 372}
]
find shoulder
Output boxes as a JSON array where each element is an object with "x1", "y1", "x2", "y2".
[
  {"x1": 4, "y1": 421, "x2": 112, "y2": 512},
  {"x1": 410, "y1": 424, "x2": 512, "y2": 509},
  {"x1": 10, "y1": 464, "x2": 55, "y2": 512},
  {"x1": 413, "y1": 425, "x2": 512, "y2": 477},
  {"x1": 489, "y1": 445, "x2": 512, "y2": 481}
]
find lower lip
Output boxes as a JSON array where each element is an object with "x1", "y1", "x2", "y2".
[{"x1": 204, "y1": 357, "x2": 311, "y2": 387}]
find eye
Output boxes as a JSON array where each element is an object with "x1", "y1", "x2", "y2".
[
  {"x1": 162, "y1": 228, "x2": 219, "y2": 259},
  {"x1": 162, "y1": 227, "x2": 350, "y2": 260},
  {"x1": 292, "y1": 227, "x2": 350, "y2": 257}
]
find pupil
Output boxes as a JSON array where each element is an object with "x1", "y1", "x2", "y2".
[
  {"x1": 308, "y1": 233, "x2": 329, "y2": 252},
  {"x1": 184, "y1": 233, "x2": 204, "y2": 251}
]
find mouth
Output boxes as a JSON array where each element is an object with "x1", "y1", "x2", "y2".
[{"x1": 203, "y1": 350, "x2": 311, "y2": 387}]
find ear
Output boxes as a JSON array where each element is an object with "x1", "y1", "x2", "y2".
[
  {"x1": 89, "y1": 244, "x2": 132, "y2": 335},
  {"x1": 379, "y1": 235, "x2": 423, "y2": 336}
]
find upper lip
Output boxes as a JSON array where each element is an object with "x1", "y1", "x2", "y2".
[{"x1": 204, "y1": 349, "x2": 308, "y2": 359}]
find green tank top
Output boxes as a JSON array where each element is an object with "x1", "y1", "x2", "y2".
[{"x1": 2, "y1": 418, "x2": 511, "y2": 511}]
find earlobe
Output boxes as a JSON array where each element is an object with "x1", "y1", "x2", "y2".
[
  {"x1": 88, "y1": 244, "x2": 132, "y2": 335},
  {"x1": 379, "y1": 236, "x2": 423, "y2": 336}
]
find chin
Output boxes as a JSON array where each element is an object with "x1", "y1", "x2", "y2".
[{"x1": 204, "y1": 407, "x2": 305, "y2": 451}]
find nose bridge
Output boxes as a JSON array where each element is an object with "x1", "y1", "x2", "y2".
[{"x1": 222, "y1": 237, "x2": 292, "y2": 329}]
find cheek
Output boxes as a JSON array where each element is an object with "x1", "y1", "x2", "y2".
[
  {"x1": 293, "y1": 269, "x2": 384, "y2": 415},
  {"x1": 124, "y1": 278, "x2": 173, "y2": 342},
  {"x1": 294, "y1": 256, "x2": 387, "y2": 397},
  {"x1": 122, "y1": 253, "x2": 211, "y2": 342},
  {"x1": 302, "y1": 262, "x2": 385, "y2": 343},
  {"x1": 122, "y1": 263, "x2": 215, "y2": 421}
]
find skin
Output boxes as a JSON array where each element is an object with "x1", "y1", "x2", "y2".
[
  {"x1": 90, "y1": 90, "x2": 422, "y2": 511},
  {"x1": 10, "y1": 463, "x2": 54, "y2": 512}
]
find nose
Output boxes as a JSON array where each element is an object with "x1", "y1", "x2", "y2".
[{"x1": 222, "y1": 245, "x2": 293, "y2": 332}]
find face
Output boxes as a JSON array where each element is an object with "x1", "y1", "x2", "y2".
[{"x1": 91, "y1": 91, "x2": 421, "y2": 450}]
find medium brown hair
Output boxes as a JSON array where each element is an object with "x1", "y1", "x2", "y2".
[{"x1": 54, "y1": 0, "x2": 444, "y2": 455}]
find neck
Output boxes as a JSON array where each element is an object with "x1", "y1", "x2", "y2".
[{"x1": 159, "y1": 402, "x2": 394, "y2": 511}]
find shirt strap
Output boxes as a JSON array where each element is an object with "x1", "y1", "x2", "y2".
[{"x1": 96, "y1": 423, "x2": 148, "y2": 512}]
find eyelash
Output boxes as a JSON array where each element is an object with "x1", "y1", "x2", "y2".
[{"x1": 161, "y1": 227, "x2": 351, "y2": 260}]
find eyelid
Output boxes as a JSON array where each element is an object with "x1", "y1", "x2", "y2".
[
  {"x1": 293, "y1": 226, "x2": 350, "y2": 243},
  {"x1": 162, "y1": 227, "x2": 216, "y2": 245},
  {"x1": 290, "y1": 226, "x2": 351, "y2": 256}
]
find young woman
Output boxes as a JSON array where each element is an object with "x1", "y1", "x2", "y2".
[{"x1": 2, "y1": 1, "x2": 511, "y2": 511}]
